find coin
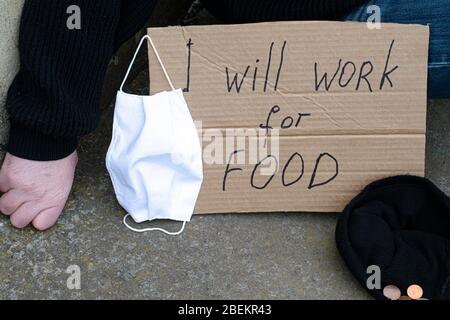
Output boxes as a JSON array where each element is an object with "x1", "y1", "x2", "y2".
[
  {"x1": 398, "y1": 296, "x2": 412, "y2": 300},
  {"x1": 407, "y1": 284, "x2": 423, "y2": 300},
  {"x1": 383, "y1": 285, "x2": 401, "y2": 300}
]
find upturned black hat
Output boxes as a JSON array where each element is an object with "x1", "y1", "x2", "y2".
[{"x1": 336, "y1": 176, "x2": 450, "y2": 300}]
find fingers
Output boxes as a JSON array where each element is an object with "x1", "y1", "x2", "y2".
[
  {"x1": 32, "y1": 206, "x2": 64, "y2": 231},
  {"x1": 0, "y1": 171, "x2": 10, "y2": 193},
  {"x1": 0, "y1": 189, "x2": 26, "y2": 216},
  {"x1": 9, "y1": 202, "x2": 43, "y2": 229},
  {"x1": 5, "y1": 200, "x2": 64, "y2": 230},
  {"x1": 0, "y1": 151, "x2": 76, "y2": 231}
]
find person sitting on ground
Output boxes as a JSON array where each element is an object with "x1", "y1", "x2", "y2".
[{"x1": 0, "y1": 0, "x2": 448, "y2": 230}]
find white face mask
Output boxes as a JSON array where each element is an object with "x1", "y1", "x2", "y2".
[{"x1": 106, "y1": 35, "x2": 203, "y2": 236}]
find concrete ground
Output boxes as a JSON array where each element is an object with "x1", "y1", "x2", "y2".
[{"x1": 0, "y1": 3, "x2": 449, "y2": 300}]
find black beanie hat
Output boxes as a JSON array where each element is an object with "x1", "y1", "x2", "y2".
[{"x1": 336, "y1": 176, "x2": 450, "y2": 300}]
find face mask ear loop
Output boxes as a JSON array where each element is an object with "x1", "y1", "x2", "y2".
[
  {"x1": 123, "y1": 214, "x2": 187, "y2": 236},
  {"x1": 120, "y1": 34, "x2": 175, "y2": 93}
]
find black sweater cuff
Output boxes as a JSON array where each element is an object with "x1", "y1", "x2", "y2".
[{"x1": 7, "y1": 122, "x2": 78, "y2": 161}]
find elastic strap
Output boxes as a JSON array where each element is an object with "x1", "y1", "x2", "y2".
[
  {"x1": 120, "y1": 34, "x2": 175, "y2": 92},
  {"x1": 123, "y1": 214, "x2": 187, "y2": 236}
]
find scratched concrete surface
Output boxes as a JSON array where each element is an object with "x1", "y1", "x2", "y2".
[
  {"x1": 0, "y1": 0, "x2": 24, "y2": 154},
  {"x1": 0, "y1": 3, "x2": 449, "y2": 300}
]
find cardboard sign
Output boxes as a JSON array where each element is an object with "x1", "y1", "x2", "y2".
[{"x1": 147, "y1": 21, "x2": 429, "y2": 214}]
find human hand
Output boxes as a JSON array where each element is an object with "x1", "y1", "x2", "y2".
[{"x1": 0, "y1": 151, "x2": 78, "y2": 230}]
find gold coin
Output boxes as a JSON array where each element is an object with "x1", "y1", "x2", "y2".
[
  {"x1": 383, "y1": 285, "x2": 401, "y2": 300},
  {"x1": 398, "y1": 296, "x2": 412, "y2": 300},
  {"x1": 407, "y1": 284, "x2": 423, "y2": 300}
]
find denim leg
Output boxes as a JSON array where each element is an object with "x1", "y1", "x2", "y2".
[{"x1": 343, "y1": 0, "x2": 450, "y2": 99}]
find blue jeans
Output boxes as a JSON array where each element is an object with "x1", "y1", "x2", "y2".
[{"x1": 344, "y1": 0, "x2": 450, "y2": 99}]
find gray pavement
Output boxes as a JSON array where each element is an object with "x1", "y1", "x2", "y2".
[{"x1": 0, "y1": 93, "x2": 448, "y2": 299}]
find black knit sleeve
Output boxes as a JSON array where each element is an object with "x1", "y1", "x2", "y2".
[
  {"x1": 201, "y1": 0, "x2": 368, "y2": 23},
  {"x1": 6, "y1": 0, "x2": 121, "y2": 161}
]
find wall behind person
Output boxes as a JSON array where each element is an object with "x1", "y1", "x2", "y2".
[{"x1": 0, "y1": 0, "x2": 24, "y2": 160}]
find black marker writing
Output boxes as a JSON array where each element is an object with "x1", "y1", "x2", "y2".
[
  {"x1": 253, "y1": 59, "x2": 260, "y2": 91},
  {"x1": 379, "y1": 39, "x2": 398, "y2": 90},
  {"x1": 251, "y1": 155, "x2": 279, "y2": 190},
  {"x1": 308, "y1": 153, "x2": 339, "y2": 189},
  {"x1": 183, "y1": 38, "x2": 193, "y2": 92},
  {"x1": 282, "y1": 152, "x2": 305, "y2": 187},
  {"x1": 226, "y1": 66, "x2": 251, "y2": 93},
  {"x1": 338, "y1": 61, "x2": 357, "y2": 88},
  {"x1": 223, "y1": 149, "x2": 244, "y2": 191},
  {"x1": 315, "y1": 59, "x2": 342, "y2": 91},
  {"x1": 314, "y1": 39, "x2": 398, "y2": 92},
  {"x1": 274, "y1": 41, "x2": 287, "y2": 91},
  {"x1": 259, "y1": 105, "x2": 281, "y2": 137},
  {"x1": 225, "y1": 41, "x2": 287, "y2": 93},
  {"x1": 264, "y1": 42, "x2": 274, "y2": 92},
  {"x1": 356, "y1": 61, "x2": 374, "y2": 92}
]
